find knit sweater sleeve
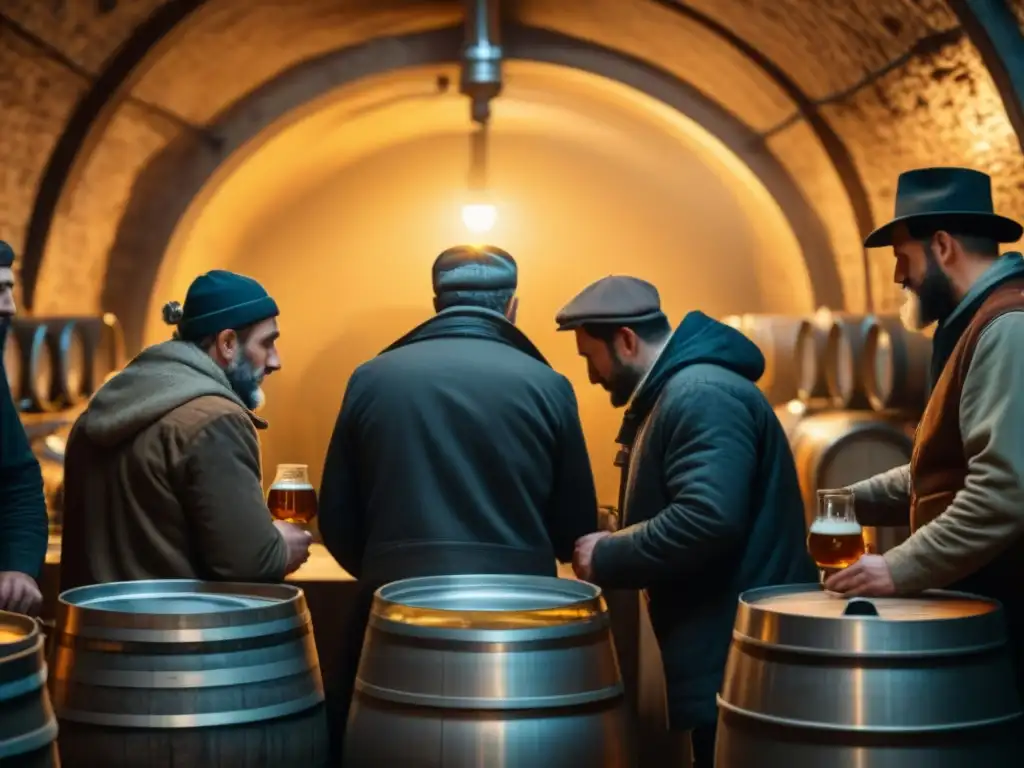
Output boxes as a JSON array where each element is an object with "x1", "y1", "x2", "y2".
[{"x1": 884, "y1": 312, "x2": 1024, "y2": 591}]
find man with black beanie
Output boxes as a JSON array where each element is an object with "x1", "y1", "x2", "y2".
[
  {"x1": 60, "y1": 269, "x2": 312, "y2": 591},
  {"x1": 0, "y1": 240, "x2": 47, "y2": 615}
]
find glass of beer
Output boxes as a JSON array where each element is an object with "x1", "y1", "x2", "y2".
[
  {"x1": 807, "y1": 489, "x2": 864, "y2": 583},
  {"x1": 267, "y1": 464, "x2": 318, "y2": 524}
]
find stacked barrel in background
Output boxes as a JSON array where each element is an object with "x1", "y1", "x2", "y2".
[
  {"x1": 3, "y1": 314, "x2": 125, "y2": 414},
  {"x1": 722, "y1": 310, "x2": 931, "y2": 554}
]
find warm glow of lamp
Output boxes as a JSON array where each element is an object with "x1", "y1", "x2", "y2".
[{"x1": 461, "y1": 202, "x2": 497, "y2": 234}]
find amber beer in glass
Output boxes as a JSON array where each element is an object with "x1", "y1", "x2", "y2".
[
  {"x1": 267, "y1": 464, "x2": 318, "y2": 524},
  {"x1": 808, "y1": 489, "x2": 864, "y2": 581}
]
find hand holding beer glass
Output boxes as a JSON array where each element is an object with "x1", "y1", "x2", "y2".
[
  {"x1": 268, "y1": 464, "x2": 318, "y2": 524},
  {"x1": 807, "y1": 489, "x2": 865, "y2": 584}
]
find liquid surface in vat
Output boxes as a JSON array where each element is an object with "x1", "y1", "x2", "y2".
[{"x1": 0, "y1": 628, "x2": 27, "y2": 644}]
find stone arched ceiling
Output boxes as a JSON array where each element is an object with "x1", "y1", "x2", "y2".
[{"x1": 0, "y1": 0, "x2": 1022, "y2": 336}]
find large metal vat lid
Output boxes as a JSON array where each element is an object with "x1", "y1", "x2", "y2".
[
  {"x1": 734, "y1": 584, "x2": 1007, "y2": 657},
  {"x1": 371, "y1": 575, "x2": 608, "y2": 639},
  {"x1": 56, "y1": 580, "x2": 309, "y2": 640}
]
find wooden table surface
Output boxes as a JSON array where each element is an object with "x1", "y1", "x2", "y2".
[{"x1": 46, "y1": 535, "x2": 577, "y2": 582}]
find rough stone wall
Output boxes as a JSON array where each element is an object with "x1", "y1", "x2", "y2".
[
  {"x1": 31, "y1": 0, "x2": 461, "y2": 315},
  {"x1": 0, "y1": 0, "x2": 1022, "y2": 320}
]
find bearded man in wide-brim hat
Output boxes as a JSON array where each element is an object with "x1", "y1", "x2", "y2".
[{"x1": 826, "y1": 167, "x2": 1024, "y2": 691}]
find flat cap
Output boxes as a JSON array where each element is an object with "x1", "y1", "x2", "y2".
[
  {"x1": 432, "y1": 245, "x2": 517, "y2": 295},
  {"x1": 556, "y1": 275, "x2": 663, "y2": 331}
]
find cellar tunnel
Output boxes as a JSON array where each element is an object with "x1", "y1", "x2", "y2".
[{"x1": 2, "y1": 0, "x2": 1024, "y2": 503}]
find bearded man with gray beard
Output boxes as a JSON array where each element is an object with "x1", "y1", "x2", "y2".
[
  {"x1": 59, "y1": 270, "x2": 312, "y2": 592},
  {"x1": 825, "y1": 167, "x2": 1024, "y2": 701}
]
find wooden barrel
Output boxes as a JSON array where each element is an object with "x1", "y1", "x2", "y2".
[
  {"x1": 10, "y1": 320, "x2": 59, "y2": 413},
  {"x1": 50, "y1": 580, "x2": 329, "y2": 768},
  {"x1": 3, "y1": 323, "x2": 22, "y2": 405},
  {"x1": 90, "y1": 313, "x2": 126, "y2": 391},
  {"x1": 788, "y1": 411, "x2": 913, "y2": 553},
  {"x1": 344, "y1": 574, "x2": 634, "y2": 767},
  {"x1": 861, "y1": 315, "x2": 932, "y2": 413},
  {"x1": 717, "y1": 585, "x2": 1022, "y2": 767},
  {"x1": 45, "y1": 320, "x2": 90, "y2": 407},
  {"x1": 821, "y1": 313, "x2": 875, "y2": 410},
  {"x1": 794, "y1": 312, "x2": 831, "y2": 409},
  {"x1": 731, "y1": 314, "x2": 803, "y2": 405},
  {"x1": 0, "y1": 612, "x2": 60, "y2": 767}
]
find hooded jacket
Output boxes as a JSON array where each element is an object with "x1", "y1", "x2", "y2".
[
  {"x1": 59, "y1": 340, "x2": 287, "y2": 591},
  {"x1": 0, "y1": 323, "x2": 47, "y2": 578},
  {"x1": 591, "y1": 311, "x2": 816, "y2": 729}
]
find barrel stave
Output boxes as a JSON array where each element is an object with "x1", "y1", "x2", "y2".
[
  {"x1": 344, "y1": 697, "x2": 630, "y2": 768},
  {"x1": 717, "y1": 708, "x2": 1017, "y2": 768}
]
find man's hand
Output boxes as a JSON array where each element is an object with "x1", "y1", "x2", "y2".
[
  {"x1": 825, "y1": 554, "x2": 896, "y2": 597},
  {"x1": 0, "y1": 571, "x2": 43, "y2": 616},
  {"x1": 274, "y1": 521, "x2": 313, "y2": 575},
  {"x1": 573, "y1": 532, "x2": 611, "y2": 582}
]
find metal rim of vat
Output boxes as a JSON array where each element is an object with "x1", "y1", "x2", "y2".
[
  {"x1": 0, "y1": 611, "x2": 43, "y2": 656},
  {"x1": 370, "y1": 574, "x2": 611, "y2": 642},
  {"x1": 56, "y1": 580, "x2": 310, "y2": 642},
  {"x1": 0, "y1": 633, "x2": 59, "y2": 759},
  {"x1": 732, "y1": 584, "x2": 1009, "y2": 658}
]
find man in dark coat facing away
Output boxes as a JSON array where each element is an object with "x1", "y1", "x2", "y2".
[
  {"x1": 0, "y1": 240, "x2": 47, "y2": 616},
  {"x1": 557, "y1": 276, "x2": 816, "y2": 768},
  {"x1": 317, "y1": 244, "x2": 598, "y2": 760}
]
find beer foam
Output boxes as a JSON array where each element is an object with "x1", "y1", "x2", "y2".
[
  {"x1": 809, "y1": 518, "x2": 862, "y2": 535},
  {"x1": 269, "y1": 483, "x2": 314, "y2": 491}
]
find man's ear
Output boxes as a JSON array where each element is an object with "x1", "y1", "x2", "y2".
[{"x1": 214, "y1": 328, "x2": 239, "y2": 364}]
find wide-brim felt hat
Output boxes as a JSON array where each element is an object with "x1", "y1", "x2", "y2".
[{"x1": 864, "y1": 167, "x2": 1022, "y2": 248}]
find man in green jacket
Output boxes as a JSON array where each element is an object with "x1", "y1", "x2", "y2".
[
  {"x1": 0, "y1": 240, "x2": 47, "y2": 615},
  {"x1": 60, "y1": 270, "x2": 312, "y2": 591}
]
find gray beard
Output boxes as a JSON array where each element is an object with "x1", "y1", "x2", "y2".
[
  {"x1": 899, "y1": 288, "x2": 928, "y2": 332},
  {"x1": 225, "y1": 355, "x2": 265, "y2": 411}
]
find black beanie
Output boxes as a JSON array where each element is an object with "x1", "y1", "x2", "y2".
[
  {"x1": 163, "y1": 270, "x2": 279, "y2": 341},
  {"x1": 0, "y1": 241, "x2": 14, "y2": 268}
]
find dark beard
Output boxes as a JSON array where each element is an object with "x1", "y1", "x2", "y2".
[
  {"x1": 913, "y1": 248, "x2": 959, "y2": 327},
  {"x1": 225, "y1": 354, "x2": 264, "y2": 410},
  {"x1": 605, "y1": 353, "x2": 645, "y2": 408}
]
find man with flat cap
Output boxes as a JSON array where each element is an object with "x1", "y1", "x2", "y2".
[
  {"x1": 825, "y1": 167, "x2": 1024, "y2": 697},
  {"x1": 0, "y1": 240, "x2": 47, "y2": 616},
  {"x1": 556, "y1": 276, "x2": 814, "y2": 766},
  {"x1": 60, "y1": 269, "x2": 312, "y2": 592},
  {"x1": 318, "y1": 245, "x2": 598, "y2": 759}
]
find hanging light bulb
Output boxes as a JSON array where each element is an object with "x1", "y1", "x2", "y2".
[{"x1": 462, "y1": 201, "x2": 497, "y2": 233}]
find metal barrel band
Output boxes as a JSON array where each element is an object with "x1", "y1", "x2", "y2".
[
  {"x1": 55, "y1": 613, "x2": 309, "y2": 644},
  {"x1": 0, "y1": 719, "x2": 58, "y2": 760},
  {"x1": 716, "y1": 695, "x2": 1022, "y2": 733},
  {"x1": 55, "y1": 689, "x2": 325, "y2": 729},
  {"x1": 354, "y1": 679, "x2": 624, "y2": 710},
  {"x1": 0, "y1": 666, "x2": 47, "y2": 700},
  {"x1": 51, "y1": 655, "x2": 318, "y2": 689},
  {"x1": 368, "y1": 614, "x2": 609, "y2": 643},
  {"x1": 731, "y1": 629, "x2": 1007, "y2": 660}
]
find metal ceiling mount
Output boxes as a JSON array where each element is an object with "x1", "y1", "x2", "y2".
[{"x1": 460, "y1": 0, "x2": 503, "y2": 126}]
